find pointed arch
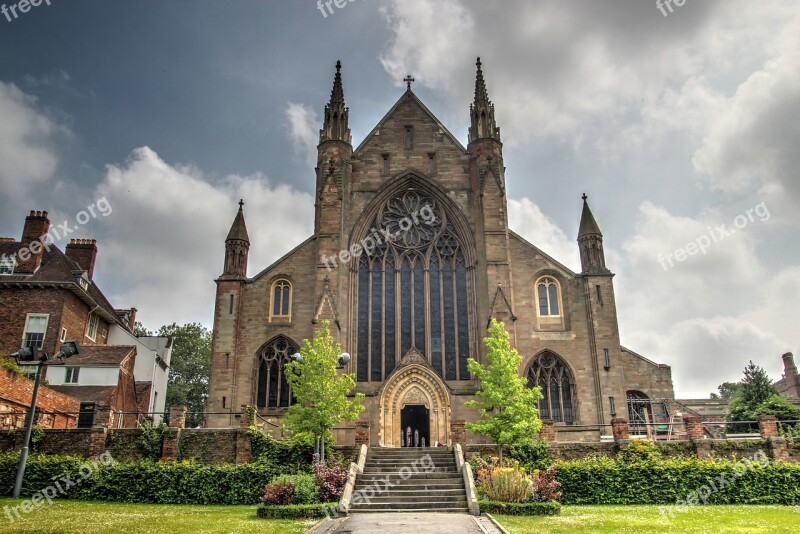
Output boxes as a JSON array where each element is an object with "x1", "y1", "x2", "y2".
[
  {"x1": 525, "y1": 350, "x2": 577, "y2": 425},
  {"x1": 255, "y1": 335, "x2": 299, "y2": 409},
  {"x1": 349, "y1": 173, "x2": 477, "y2": 383},
  {"x1": 379, "y1": 360, "x2": 452, "y2": 447}
]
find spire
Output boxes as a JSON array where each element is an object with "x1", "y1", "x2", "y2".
[
  {"x1": 577, "y1": 194, "x2": 609, "y2": 274},
  {"x1": 320, "y1": 60, "x2": 352, "y2": 144},
  {"x1": 226, "y1": 199, "x2": 250, "y2": 243},
  {"x1": 468, "y1": 57, "x2": 501, "y2": 143},
  {"x1": 578, "y1": 193, "x2": 602, "y2": 238},
  {"x1": 224, "y1": 200, "x2": 250, "y2": 277}
]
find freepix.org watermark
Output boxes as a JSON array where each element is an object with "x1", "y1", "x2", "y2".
[
  {"x1": 3, "y1": 451, "x2": 115, "y2": 523},
  {"x1": 316, "y1": 0, "x2": 365, "y2": 19},
  {"x1": 321, "y1": 203, "x2": 436, "y2": 271},
  {"x1": 0, "y1": 197, "x2": 112, "y2": 269},
  {"x1": 656, "y1": 0, "x2": 686, "y2": 17},
  {"x1": 1, "y1": 0, "x2": 51, "y2": 23},
  {"x1": 657, "y1": 201, "x2": 770, "y2": 271}
]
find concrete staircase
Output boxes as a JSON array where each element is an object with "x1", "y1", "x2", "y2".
[{"x1": 349, "y1": 447, "x2": 468, "y2": 513}]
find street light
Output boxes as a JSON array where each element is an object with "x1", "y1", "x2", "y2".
[{"x1": 11, "y1": 341, "x2": 81, "y2": 498}]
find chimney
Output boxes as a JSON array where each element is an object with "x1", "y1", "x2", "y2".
[
  {"x1": 782, "y1": 352, "x2": 799, "y2": 397},
  {"x1": 65, "y1": 239, "x2": 98, "y2": 279},
  {"x1": 16, "y1": 210, "x2": 50, "y2": 273},
  {"x1": 126, "y1": 308, "x2": 137, "y2": 332}
]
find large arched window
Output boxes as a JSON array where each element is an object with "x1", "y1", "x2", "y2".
[
  {"x1": 355, "y1": 188, "x2": 474, "y2": 382},
  {"x1": 536, "y1": 277, "x2": 561, "y2": 317},
  {"x1": 256, "y1": 336, "x2": 298, "y2": 409},
  {"x1": 527, "y1": 351, "x2": 575, "y2": 424},
  {"x1": 271, "y1": 279, "x2": 292, "y2": 320}
]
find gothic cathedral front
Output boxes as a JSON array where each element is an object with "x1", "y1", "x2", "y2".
[{"x1": 206, "y1": 59, "x2": 674, "y2": 444}]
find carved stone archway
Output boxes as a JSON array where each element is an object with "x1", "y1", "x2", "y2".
[{"x1": 379, "y1": 348, "x2": 451, "y2": 447}]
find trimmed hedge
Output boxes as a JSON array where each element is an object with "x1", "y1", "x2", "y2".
[
  {"x1": 256, "y1": 502, "x2": 339, "y2": 519},
  {"x1": 556, "y1": 456, "x2": 800, "y2": 505},
  {"x1": 479, "y1": 500, "x2": 561, "y2": 516},
  {"x1": 0, "y1": 452, "x2": 298, "y2": 505}
]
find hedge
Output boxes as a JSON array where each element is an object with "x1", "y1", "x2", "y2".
[
  {"x1": 479, "y1": 500, "x2": 561, "y2": 516},
  {"x1": 555, "y1": 456, "x2": 800, "y2": 505},
  {"x1": 256, "y1": 502, "x2": 339, "y2": 519},
  {"x1": 0, "y1": 453, "x2": 300, "y2": 505}
]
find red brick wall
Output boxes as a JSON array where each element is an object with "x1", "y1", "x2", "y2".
[{"x1": 0, "y1": 368, "x2": 79, "y2": 429}]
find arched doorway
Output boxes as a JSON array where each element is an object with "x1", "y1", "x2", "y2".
[{"x1": 379, "y1": 349, "x2": 451, "y2": 447}]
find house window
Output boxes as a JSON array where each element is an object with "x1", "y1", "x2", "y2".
[
  {"x1": 404, "y1": 126, "x2": 413, "y2": 149},
  {"x1": 428, "y1": 153, "x2": 436, "y2": 175},
  {"x1": 603, "y1": 348, "x2": 610, "y2": 370},
  {"x1": 382, "y1": 154, "x2": 390, "y2": 175},
  {"x1": 22, "y1": 314, "x2": 48, "y2": 349},
  {"x1": 77, "y1": 402, "x2": 96, "y2": 429},
  {"x1": 271, "y1": 279, "x2": 292, "y2": 319},
  {"x1": 527, "y1": 351, "x2": 575, "y2": 425},
  {"x1": 222, "y1": 396, "x2": 226, "y2": 409},
  {"x1": 79, "y1": 278, "x2": 89, "y2": 290},
  {"x1": 596, "y1": 284, "x2": 603, "y2": 305},
  {"x1": 536, "y1": 277, "x2": 561, "y2": 316},
  {"x1": 65, "y1": 367, "x2": 80, "y2": 384},
  {"x1": 256, "y1": 336, "x2": 298, "y2": 409},
  {"x1": 0, "y1": 256, "x2": 15, "y2": 275},
  {"x1": 229, "y1": 294, "x2": 234, "y2": 314},
  {"x1": 85, "y1": 313, "x2": 99, "y2": 341},
  {"x1": 609, "y1": 396, "x2": 617, "y2": 416},
  {"x1": 60, "y1": 328, "x2": 67, "y2": 342}
]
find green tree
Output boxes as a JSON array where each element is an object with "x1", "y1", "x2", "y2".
[
  {"x1": 725, "y1": 360, "x2": 800, "y2": 432},
  {"x1": 284, "y1": 321, "x2": 364, "y2": 462},
  {"x1": 133, "y1": 321, "x2": 152, "y2": 337},
  {"x1": 157, "y1": 323, "x2": 212, "y2": 428},
  {"x1": 710, "y1": 382, "x2": 741, "y2": 400},
  {"x1": 466, "y1": 319, "x2": 543, "y2": 463}
]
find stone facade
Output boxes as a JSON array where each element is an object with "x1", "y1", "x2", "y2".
[{"x1": 206, "y1": 59, "x2": 675, "y2": 444}]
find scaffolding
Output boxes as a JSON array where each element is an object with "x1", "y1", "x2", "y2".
[{"x1": 626, "y1": 397, "x2": 687, "y2": 440}]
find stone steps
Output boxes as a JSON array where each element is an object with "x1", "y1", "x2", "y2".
[{"x1": 348, "y1": 447, "x2": 469, "y2": 513}]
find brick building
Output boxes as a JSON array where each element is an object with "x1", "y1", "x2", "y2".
[
  {"x1": 0, "y1": 212, "x2": 172, "y2": 428},
  {"x1": 0, "y1": 367, "x2": 79, "y2": 430},
  {"x1": 206, "y1": 59, "x2": 675, "y2": 443}
]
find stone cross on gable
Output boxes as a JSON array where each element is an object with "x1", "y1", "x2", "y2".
[{"x1": 404, "y1": 75, "x2": 415, "y2": 90}]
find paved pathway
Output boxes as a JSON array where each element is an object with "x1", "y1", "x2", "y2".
[{"x1": 310, "y1": 512, "x2": 505, "y2": 534}]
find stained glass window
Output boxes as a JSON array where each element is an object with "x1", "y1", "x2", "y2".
[
  {"x1": 256, "y1": 336, "x2": 298, "y2": 409},
  {"x1": 527, "y1": 352, "x2": 575, "y2": 424}
]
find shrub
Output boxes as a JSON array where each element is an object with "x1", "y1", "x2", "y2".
[
  {"x1": 509, "y1": 440, "x2": 552, "y2": 471},
  {"x1": 617, "y1": 439, "x2": 662, "y2": 464},
  {"x1": 248, "y1": 429, "x2": 332, "y2": 470},
  {"x1": 479, "y1": 500, "x2": 561, "y2": 516},
  {"x1": 313, "y1": 462, "x2": 348, "y2": 502},
  {"x1": 268, "y1": 474, "x2": 319, "y2": 505},
  {"x1": 261, "y1": 480, "x2": 294, "y2": 505},
  {"x1": 475, "y1": 457, "x2": 531, "y2": 503},
  {"x1": 531, "y1": 467, "x2": 562, "y2": 502}
]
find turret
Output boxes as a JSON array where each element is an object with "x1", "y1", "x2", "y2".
[
  {"x1": 468, "y1": 57, "x2": 501, "y2": 143},
  {"x1": 223, "y1": 200, "x2": 249, "y2": 278}
]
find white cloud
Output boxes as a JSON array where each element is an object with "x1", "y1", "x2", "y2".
[
  {"x1": 0, "y1": 82, "x2": 60, "y2": 204},
  {"x1": 93, "y1": 147, "x2": 314, "y2": 330},
  {"x1": 507, "y1": 198, "x2": 579, "y2": 271},
  {"x1": 285, "y1": 102, "x2": 319, "y2": 169}
]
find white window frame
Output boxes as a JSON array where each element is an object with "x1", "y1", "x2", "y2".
[
  {"x1": 60, "y1": 328, "x2": 67, "y2": 342},
  {"x1": 22, "y1": 313, "x2": 49, "y2": 349},
  {"x1": 0, "y1": 256, "x2": 15, "y2": 275},
  {"x1": 65, "y1": 366, "x2": 80, "y2": 384},
  {"x1": 85, "y1": 313, "x2": 99, "y2": 341}
]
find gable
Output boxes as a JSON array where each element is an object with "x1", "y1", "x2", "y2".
[{"x1": 354, "y1": 91, "x2": 467, "y2": 156}]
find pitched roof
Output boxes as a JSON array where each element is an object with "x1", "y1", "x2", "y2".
[
  {"x1": 50, "y1": 385, "x2": 116, "y2": 405},
  {"x1": 64, "y1": 345, "x2": 135, "y2": 366},
  {"x1": 0, "y1": 242, "x2": 122, "y2": 325}
]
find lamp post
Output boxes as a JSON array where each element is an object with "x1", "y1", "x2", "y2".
[
  {"x1": 289, "y1": 351, "x2": 350, "y2": 464},
  {"x1": 11, "y1": 341, "x2": 80, "y2": 498}
]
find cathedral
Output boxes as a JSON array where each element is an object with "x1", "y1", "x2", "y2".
[{"x1": 206, "y1": 59, "x2": 675, "y2": 444}]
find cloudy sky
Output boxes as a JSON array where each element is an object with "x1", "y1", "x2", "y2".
[{"x1": 1, "y1": 0, "x2": 797, "y2": 398}]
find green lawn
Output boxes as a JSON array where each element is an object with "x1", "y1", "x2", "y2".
[
  {"x1": 495, "y1": 505, "x2": 800, "y2": 533},
  {"x1": 0, "y1": 499, "x2": 314, "y2": 533}
]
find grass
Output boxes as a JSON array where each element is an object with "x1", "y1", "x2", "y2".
[
  {"x1": 495, "y1": 505, "x2": 800, "y2": 533},
  {"x1": 0, "y1": 499, "x2": 314, "y2": 533}
]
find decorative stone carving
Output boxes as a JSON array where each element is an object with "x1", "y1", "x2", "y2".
[
  {"x1": 399, "y1": 347, "x2": 428, "y2": 367},
  {"x1": 403, "y1": 387, "x2": 427, "y2": 407}
]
